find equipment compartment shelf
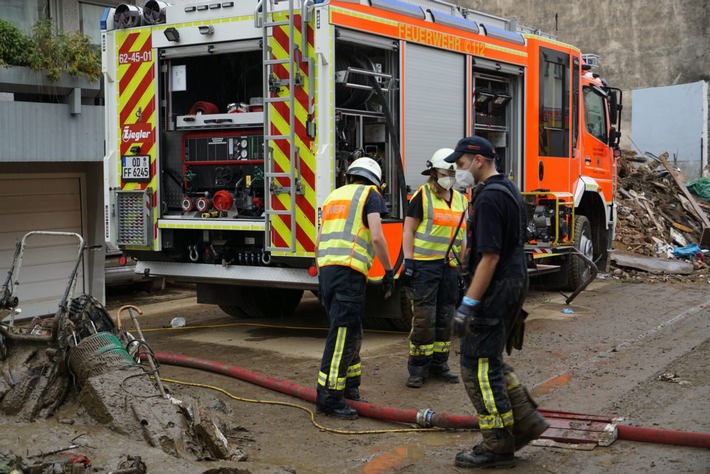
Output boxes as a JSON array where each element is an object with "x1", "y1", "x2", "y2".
[{"x1": 176, "y1": 112, "x2": 264, "y2": 129}]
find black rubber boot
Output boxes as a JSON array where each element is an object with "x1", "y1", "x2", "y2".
[
  {"x1": 316, "y1": 386, "x2": 358, "y2": 420},
  {"x1": 454, "y1": 445, "x2": 515, "y2": 469},
  {"x1": 430, "y1": 363, "x2": 460, "y2": 383},
  {"x1": 344, "y1": 387, "x2": 367, "y2": 403},
  {"x1": 406, "y1": 364, "x2": 427, "y2": 388},
  {"x1": 455, "y1": 429, "x2": 515, "y2": 469},
  {"x1": 505, "y1": 372, "x2": 550, "y2": 450},
  {"x1": 430, "y1": 356, "x2": 460, "y2": 383}
]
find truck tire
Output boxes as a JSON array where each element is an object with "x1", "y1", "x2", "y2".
[
  {"x1": 565, "y1": 215, "x2": 593, "y2": 291},
  {"x1": 219, "y1": 287, "x2": 303, "y2": 319},
  {"x1": 389, "y1": 288, "x2": 413, "y2": 331},
  {"x1": 361, "y1": 285, "x2": 411, "y2": 331}
]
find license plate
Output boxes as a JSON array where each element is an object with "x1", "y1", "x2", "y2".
[{"x1": 122, "y1": 155, "x2": 151, "y2": 182}]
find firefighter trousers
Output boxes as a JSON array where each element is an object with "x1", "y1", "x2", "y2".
[
  {"x1": 459, "y1": 277, "x2": 526, "y2": 435},
  {"x1": 406, "y1": 260, "x2": 457, "y2": 377},
  {"x1": 316, "y1": 265, "x2": 365, "y2": 409}
]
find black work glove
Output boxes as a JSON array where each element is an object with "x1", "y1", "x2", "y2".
[
  {"x1": 400, "y1": 259, "x2": 415, "y2": 287},
  {"x1": 451, "y1": 297, "x2": 479, "y2": 337},
  {"x1": 383, "y1": 269, "x2": 395, "y2": 300}
]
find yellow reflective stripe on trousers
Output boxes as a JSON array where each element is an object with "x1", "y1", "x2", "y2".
[
  {"x1": 433, "y1": 340, "x2": 451, "y2": 354},
  {"x1": 347, "y1": 362, "x2": 361, "y2": 378},
  {"x1": 326, "y1": 326, "x2": 348, "y2": 390},
  {"x1": 477, "y1": 358, "x2": 514, "y2": 429},
  {"x1": 506, "y1": 371, "x2": 521, "y2": 390},
  {"x1": 317, "y1": 371, "x2": 347, "y2": 390},
  {"x1": 409, "y1": 342, "x2": 434, "y2": 357}
]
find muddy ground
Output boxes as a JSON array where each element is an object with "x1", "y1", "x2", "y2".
[{"x1": 1, "y1": 279, "x2": 709, "y2": 473}]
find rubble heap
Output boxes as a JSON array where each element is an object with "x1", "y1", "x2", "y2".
[
  {"x1": 0, "y1": 295, "x2": 246, "y2": 472},
  {"x1": 612, "y1": 150, "x2": 710, "y2": 281}
]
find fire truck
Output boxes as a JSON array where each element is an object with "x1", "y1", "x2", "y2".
[{"x1": 102, "y1": 0, "x2": 622, "y2": 327}]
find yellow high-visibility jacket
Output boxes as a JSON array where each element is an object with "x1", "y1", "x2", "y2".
[{"x1": 317, "y1": 184, "x2": 378, "y2": 276}]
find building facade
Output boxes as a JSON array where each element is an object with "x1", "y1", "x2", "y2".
[{"x1": 0, "y1": 0, "x2": 131, "y2": 317}]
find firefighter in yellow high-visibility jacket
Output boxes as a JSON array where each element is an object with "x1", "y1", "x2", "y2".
[
  {"x1": 315, "y1": 157, "x2": 394, "y2": 420},
  {"x1": 401, "y1": 148, "x2": 467, "y2": 389}
]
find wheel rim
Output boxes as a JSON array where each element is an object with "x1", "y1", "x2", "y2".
[{"x1": 579, "y1": 231, "x2": 593, "y2": 279}]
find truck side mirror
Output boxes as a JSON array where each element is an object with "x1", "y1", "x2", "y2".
[
  {"x1": 609, "y1": 126, "x2": 621, "y2": 147},
  {"x1": 609, "y1": 92, "x2": 618, "y2": 125}
]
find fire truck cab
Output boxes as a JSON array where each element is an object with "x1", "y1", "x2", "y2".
[{"x1": 102, "y1": 0, "x2": 621, "y2": 327}]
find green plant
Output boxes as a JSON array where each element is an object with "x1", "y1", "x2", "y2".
[
  {"x1": 0, "y1": 18, "x2": 29, "y2": 66},
  {"x1": 23, "y1": 20, "x2": 101, "y2": 82},
  {"x1": 1, "y1": 19, "x2": 102, "y2": 81}
]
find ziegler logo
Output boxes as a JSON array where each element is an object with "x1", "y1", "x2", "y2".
[{"x1": 122, "y1": 124, "x2": 152, "y2": 143}]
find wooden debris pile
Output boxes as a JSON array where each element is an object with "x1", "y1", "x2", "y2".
[
  {"x1": 615, "y1": 150, "x2": 705, "y2": 253},
  {"x1": 612, "y1": 150, "x2": 710, "y2": 280}
]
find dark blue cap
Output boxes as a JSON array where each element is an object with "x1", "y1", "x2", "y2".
[{"x1": 444, "y1": 136, "x2": 498, "y2": 162}]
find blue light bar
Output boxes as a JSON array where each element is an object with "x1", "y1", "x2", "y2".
[
  {"x1": 370, "y1": 0, "x2": 425, "y2": 20},
  {"x1": 429, "y1": 10, "x2": 479, "y2": 34},
  {"x1": 100, "y1": 7, "x2": 110, "y2": 30},
  {"x1": 481, "y1": 24, "x2": 525, "y2": 45}
]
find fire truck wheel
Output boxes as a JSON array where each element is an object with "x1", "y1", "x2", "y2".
[
  {"x1": 219, "y1": 288, "x2": 303, "y2": 319},
  {"x1": 388, "y1": 316, "x2": 412, "y2": 332},
  {"x1": 361, "y1": 286, "x2": 411, "y2": 331},
  {"x1": 566, "y1": 215, "x2": 594, "y2": 291},
  {"x1": 386, "y1": 286, "x2": 413, "y2": 331}
]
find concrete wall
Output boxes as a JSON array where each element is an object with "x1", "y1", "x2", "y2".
[
  {"x1": 56, "y1": 0, "x2": 129, "y2": 32},
  {"x1": 459, "y1": 0, "x2": 710, "y2": 152}
]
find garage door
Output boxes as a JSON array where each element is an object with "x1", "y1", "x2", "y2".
[{"x1": 0, "y1": 174, "x2": 86, "y2": 320}]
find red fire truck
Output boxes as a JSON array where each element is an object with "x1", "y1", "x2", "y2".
[{"x1": 102, "y1": 0, "x2": 622, "y2": 328}]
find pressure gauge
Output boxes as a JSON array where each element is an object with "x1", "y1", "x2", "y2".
[
  {"x1": 240, "y1": 139, "x2": 248, "y2": 149},
  {"x1": 240, "y1": 149, "x2": 248, "y2": 159}
]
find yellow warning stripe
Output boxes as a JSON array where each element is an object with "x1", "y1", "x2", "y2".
[
  {"x1": 268, "y1": 12, "x2": 317, "y2": 256},
  {"x1": 331, "y1": 6, "x2": 398, "y2": 28},
  {"x1": 116, "y1": 28, "x2": 159, "y2": 249},
  {"x1": 159, "y1": 221, "x2": 265, "y2": 231}
]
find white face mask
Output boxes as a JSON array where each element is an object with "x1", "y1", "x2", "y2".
[
  {"x1": 437, "y1": 176, "x2": 456, "y2": 190},
  {"x1": 455, "y1": 169, "x2": 474, "y2": 189}
]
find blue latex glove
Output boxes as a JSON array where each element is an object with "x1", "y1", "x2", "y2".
[
  {"x1": 383, "y1": 269, "x2": 395, "y2": 300},
  {"x1": 452, "y1": 296, "x2": 479, "y2": 337},
  {"x1": 400, "y1": 258, "x2": 415, "y2": 286}
]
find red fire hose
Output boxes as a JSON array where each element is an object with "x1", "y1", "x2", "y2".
[{"x1": 154, "y1": 352, "x2": 710, "y2": 448}]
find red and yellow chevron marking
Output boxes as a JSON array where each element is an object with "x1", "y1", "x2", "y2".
[
  {"x1": 116, "y1": 29, "x2": 158, "y2": 248},
  {"x1": 269, "y1": 12, "x2": 316, "y2": 256},
  {"x1": 530, "y1": 247, "x2": 571, "y2": 258}
]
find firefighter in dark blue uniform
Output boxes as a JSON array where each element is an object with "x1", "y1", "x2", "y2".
[
  {"x1": 446, "y1": 136, "x2": 549, "y2": 469},
  {"x1": 315, "y1": 157, "x2": 394, "y2": 420}
]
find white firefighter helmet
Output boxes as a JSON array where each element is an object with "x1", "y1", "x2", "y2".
[
  {"x1": 347, "y1": 157, "x2": 382, "y2": 187},
  {"x1": 422, "y1": 148, "x2": 456, "y2": 175}
]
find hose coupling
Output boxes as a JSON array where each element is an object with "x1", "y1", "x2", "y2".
[{"x1": 416, "y1": 408, "x2": 434, "y2": 428}]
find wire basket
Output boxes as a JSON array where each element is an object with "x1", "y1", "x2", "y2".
[{"x1": 69, "y1": 332, "x2": 135, "y2": 383}]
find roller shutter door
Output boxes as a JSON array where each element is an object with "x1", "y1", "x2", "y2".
[
  {"x1": 403, "y1": 43, "x2": 465, "y2": 190},
  {"x1": 0, "y1": 175, "x2": 85, "y2": 320}
]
